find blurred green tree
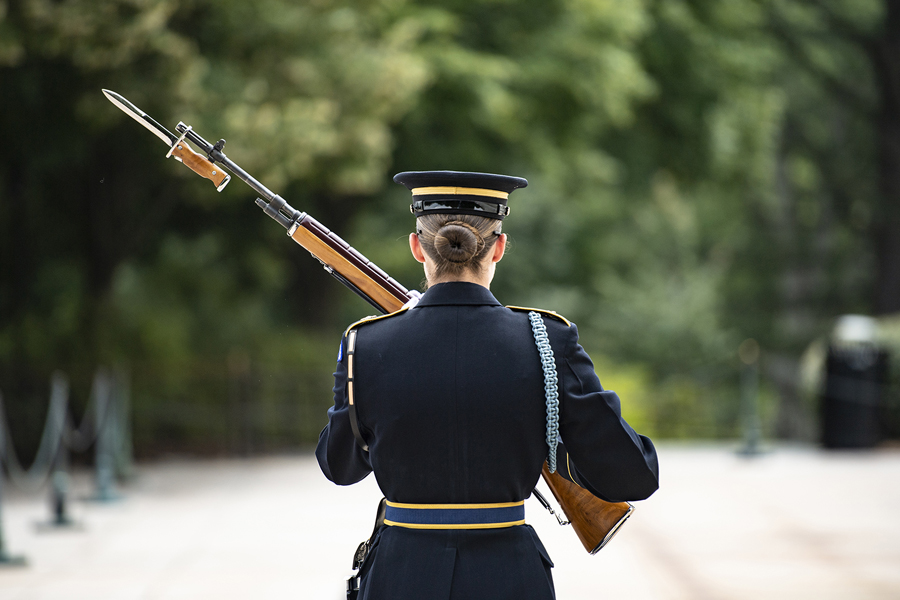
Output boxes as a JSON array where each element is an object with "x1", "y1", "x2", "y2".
[{"x1": 0, "y1": 0, "x2": 895, "y2": 452}]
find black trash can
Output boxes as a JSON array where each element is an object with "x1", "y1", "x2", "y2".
[{"x1": 820, "y1": 345, "x2": 888, "y2": 449}]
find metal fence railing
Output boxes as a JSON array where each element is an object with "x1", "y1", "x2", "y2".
[{"x1": 0, "y1": 368, "x2": 132, "y2": 566}]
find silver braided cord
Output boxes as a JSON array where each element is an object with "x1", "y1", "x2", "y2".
[{"x1": 528, "y1": 311, "x2": 560, "y2": 473}]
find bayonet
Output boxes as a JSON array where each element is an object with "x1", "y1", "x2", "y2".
[{"x1": 103, "y1": 89, "x2": 230, "y2": 191}]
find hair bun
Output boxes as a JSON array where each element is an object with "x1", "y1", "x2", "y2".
[{"x1": 434, "y1": 222, "x2": 483, "y2": 263}]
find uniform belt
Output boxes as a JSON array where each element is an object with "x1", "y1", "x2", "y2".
[{"x1": 383, "y1": 500, "x2": 526, "y2": 530}]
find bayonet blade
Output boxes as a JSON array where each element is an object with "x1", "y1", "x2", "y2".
[{"x1": 102, "y1": 89, "x2": 177, "y2": 146}]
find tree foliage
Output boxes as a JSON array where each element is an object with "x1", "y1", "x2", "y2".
[{"x1": 0, "y1": 0, "x2": 894, "y2": 451}]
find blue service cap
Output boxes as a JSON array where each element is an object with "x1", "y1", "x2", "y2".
[{"x1": 394, "y1": 171, "x2": 528, "y2": 221}]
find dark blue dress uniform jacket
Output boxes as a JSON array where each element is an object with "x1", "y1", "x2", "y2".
[{"x1": 316, "y1": 282, "x2": 658, "y2": 600}]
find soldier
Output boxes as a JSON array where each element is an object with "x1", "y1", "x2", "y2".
[{"x1": 316, "y1": 171, "x2": 659, "y2": 599}]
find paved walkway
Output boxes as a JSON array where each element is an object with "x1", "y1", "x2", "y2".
[{"x1": 1, "y1": 445, "x2": 898, "y2": 599}]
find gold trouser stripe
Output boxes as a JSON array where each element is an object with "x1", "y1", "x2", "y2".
[
  {"x1": 383, "y1": 519, "x2": 526, "y2": 530},
  {"x1": 411, "y1": 186, "x2": 509, "y2": 200},
  {"x1": 385, "y1": 500, "x2": 524, "y2": 510}
]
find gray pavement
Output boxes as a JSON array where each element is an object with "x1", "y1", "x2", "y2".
[{"x1": 1, "y1": 444, "x2": 898, "y2": 599}]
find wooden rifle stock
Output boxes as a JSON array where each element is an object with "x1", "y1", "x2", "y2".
[
  {"x1": 286, "y1": 213, "x2": 410, "y2": 313},
  {"x1": 541, "y1": 464, "x2": 633, "y2": 554}
]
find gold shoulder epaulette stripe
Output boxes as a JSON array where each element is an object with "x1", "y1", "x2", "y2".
[
  {"x1": 506, "y1": 305, "x2": 572, "y2": 327},
  {"x1": 344, "y1": 306, "x2": 410, "y2": 337}
]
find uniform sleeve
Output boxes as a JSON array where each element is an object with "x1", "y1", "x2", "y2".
[
  {"x1": 315, "y1": 335, "x2": 373, "y2": 485},
  {"x1": 556, "y1": 324, "x2": 659, "y2": 502}
]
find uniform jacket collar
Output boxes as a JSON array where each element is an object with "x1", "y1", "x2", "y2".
[{"x1": 415, "y1": 282, "x2": 503, "y2": 307}]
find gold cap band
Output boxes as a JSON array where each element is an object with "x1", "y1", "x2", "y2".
[{"x1": 412, "y1": 186, "x2": 509, "y2": 200}]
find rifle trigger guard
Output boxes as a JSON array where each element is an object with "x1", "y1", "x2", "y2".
[{"x1": 165, "y1": 125, "x2": 193, "y2": 159}]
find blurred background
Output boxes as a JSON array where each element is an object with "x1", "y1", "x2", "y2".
[
  {"x1": 1, "y1": 0, "x2": 900, "y2": 596},
  {"x1": 4, "y1": 0, "x2": 900, "y2": 456}
]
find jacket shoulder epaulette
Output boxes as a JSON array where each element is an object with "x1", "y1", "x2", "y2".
[
  {"x1": 344, "y1": 306, "x2": 410, "y2": 337},
  {"x1": 505, "y1": 305, "x2": 572, "y2": 327}
]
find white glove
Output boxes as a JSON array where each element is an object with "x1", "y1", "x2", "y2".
[{"x1": 402, "y1": 290, "x2": 422, "y2": 310}]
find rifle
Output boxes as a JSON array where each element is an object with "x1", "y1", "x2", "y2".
[{"x1": 102, "y1": 89, "x2": 633, "y2": 553}]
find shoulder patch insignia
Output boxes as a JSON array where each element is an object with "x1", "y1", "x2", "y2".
[
  {"x1": 506, "y1": 305, "x2": 572, "y2": 327},
  {"x1": 344, "y1": 306, "x2": 410, "y2": 337}
]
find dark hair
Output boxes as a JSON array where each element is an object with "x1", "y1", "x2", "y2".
[{"x1": 416, "y1": 213, "x2": 502, "y2": 281}]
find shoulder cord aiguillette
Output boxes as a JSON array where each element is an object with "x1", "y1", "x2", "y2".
[{"x1": 528, "y1": 312, "x2": 559, "y2": 473}]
